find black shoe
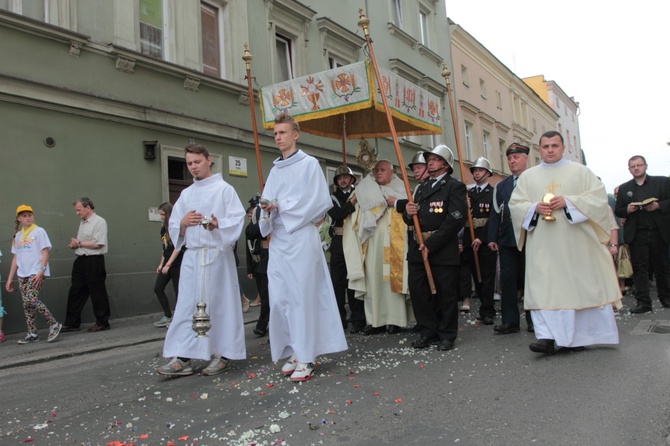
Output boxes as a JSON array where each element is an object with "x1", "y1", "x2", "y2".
[
  {"x1": 386, "y1": 325, "x2": 401, "y2": 335},
  {"x1": 529, "y1": 339, "x2": 555, "y2": 354},
  {"x1": 253, "y1": 328, "x2": 267, "y2": 337},
  {"x1": 410, "y1": 323, "x2": 421, "y2": 333},
  {"x1": 349, "y1": 325, "x2": 365, "y2": 334},
  {"x1": 563, "y1": 346, "x2": 585, "y2": 352},
  {"x1": 411, "y1": 336, "x2": 438, "y2": 349},
  {"x1": 61, "y1": 325, "x2": 80, "y2": 332},
  {"x1": 478, "y1": 316, "x2": 494, "y2": 325},
  {"x1": 362, "y1": 325, "x2": 385, "y2": 336},
  {"x1": 630, "y1": 305, "x2": 652, "y2": 314},
  {"x1": 527, "y1": 324, "x2": 534, "y2": 333},
  {"x1": 437, "y1": 339, "x2": 454, "y2": 351},
  {"x1": 493, "y1": 323, "x2": 520, "y2": 335}
]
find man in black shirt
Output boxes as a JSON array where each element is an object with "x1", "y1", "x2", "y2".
[{"x1": 615, "y1": 155, "x2": 670, "y2": 313}]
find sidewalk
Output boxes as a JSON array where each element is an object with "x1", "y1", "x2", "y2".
[{"x1": 0, "y1": 305, "x2": 261, "y2": 370}]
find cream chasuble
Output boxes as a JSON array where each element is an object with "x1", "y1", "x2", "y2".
[
  {"x1": 509, "y1": 159, "x2": 622, "y2": 311},
  {"x1": 343, "y1": 174, "x2": 410, "y2": 328}
]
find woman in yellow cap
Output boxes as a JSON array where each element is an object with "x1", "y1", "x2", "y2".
[{"x1": 5, "y1": 205, "x2": 62, "y2": 344}]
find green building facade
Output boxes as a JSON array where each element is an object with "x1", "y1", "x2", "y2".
[{"x1": 0, "y1": 0, "x2": 452, "y2": 333}]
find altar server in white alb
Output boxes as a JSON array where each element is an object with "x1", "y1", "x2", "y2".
[
  {"x1": 156, "y1": 143, "x2": 246, "y2": 377},
  {"x1": 509, "y1": 131, "x2": 620, "y2": 354},
  {"x1": 260, "y1": 112, "x2": 348, "y2": 382}
]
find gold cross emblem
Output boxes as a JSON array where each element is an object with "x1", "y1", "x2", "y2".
[{"x1": 545, "y1": 179, "x2": 560, "y2": 195}]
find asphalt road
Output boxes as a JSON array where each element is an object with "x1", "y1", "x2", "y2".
[{"x1": 1, "y1": 294, "x2": 669, "y2": 446}]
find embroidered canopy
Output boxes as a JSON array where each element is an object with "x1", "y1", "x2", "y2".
[{"x1": 260, "y1": 61, "x2": 442, "y2": 139}]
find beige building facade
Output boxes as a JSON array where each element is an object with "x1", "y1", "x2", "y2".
[
  {"x1": 523, "y1": 75, "x2": 583, "y2": 164},
  {"x1": 448, "y1": 19, "x2": 559, "y2": 184}
]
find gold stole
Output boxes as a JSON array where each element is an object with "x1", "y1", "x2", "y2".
[{"x1": 388, "y1": 211, "x2": 405, "y2": 293}]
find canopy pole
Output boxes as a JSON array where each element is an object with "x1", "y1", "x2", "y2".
[
  {"x1": 341, "y1": 115, "x2": 348, "y2": 166},
  {"x1": 441, "y1": 64, "x2": 482, "y2": 283},
  {"x1": 358, "y1": 10, "x2": 436, "y2": 294},
  {"x1": 243, "y1": 44, "x2": 265, "y2": 194}
]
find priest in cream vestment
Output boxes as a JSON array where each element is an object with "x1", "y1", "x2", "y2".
[
  {"x1": 343, "y1": 160, "x2": 410, "y2": 333},
  {"x1": 509, "y1": 131, "x2": 620, "y2": 354}
]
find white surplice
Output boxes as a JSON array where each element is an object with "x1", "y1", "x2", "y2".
[
  {"x1": 260, "y1": 150, "x2": 348, "y2": 363},
  {"x1": 163, "y1": 173, "x2": 246, "y2": 361}
]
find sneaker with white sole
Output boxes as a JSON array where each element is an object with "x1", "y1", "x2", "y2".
[
  {"x1": 290, "y1": 362, "x2": 314, "y2": 382},
  {"x1": 17, "y1": 334, "x2": 39, "y2": 345},
  {"x1": 156, "y1": 358, "x2": 193, "y2": 376},
  {"x1": 281, "y1": 355, "x2": 298, "y2": 376},
  {"x1": 202, "y1": 355, "x2": 230, "y2": 376},
  {"x1": 47, "y1": 323, "x2": 62, "y2": 342},
  {"x1": 153, "y1": 316, "x2": 172, "y2": 327}
]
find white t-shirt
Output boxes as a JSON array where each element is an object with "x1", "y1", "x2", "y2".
[{"x1": 11, "y1": 227, "x2": 52, "y2": 277}]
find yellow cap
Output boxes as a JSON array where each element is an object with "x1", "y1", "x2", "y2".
[{"x1": 16, "y1": 204, "x2": 34, "y2": 215}]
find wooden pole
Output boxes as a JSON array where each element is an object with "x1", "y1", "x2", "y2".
[
  {"x1": 243, "y1": 44, "x2": 265, "y2": 194},
  {"x1": 341, "y1": 114, "x2": 348, "y2": 166},
  {"x1": 358, "y1": 11, "x2": 436, "y2": 294},
  {"x1": 441, "y1": 64, "x2": 482, "y2": 283}
]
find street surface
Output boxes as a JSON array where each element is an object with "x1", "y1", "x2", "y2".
[{"x1": 0, "y1": 292, "x2": 669, "y2": 445}]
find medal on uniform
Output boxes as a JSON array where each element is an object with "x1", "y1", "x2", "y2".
[{"x1": 429, "y1": 202, "x2": 434, "y2": 213}]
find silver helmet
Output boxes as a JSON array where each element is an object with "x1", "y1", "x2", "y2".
[
  {"x1": 470, "y1": 157, "x2": 492, "y2": 175},
  {"x1": 333, "y1": 165, "x2": 357, "y2": 185},
  {"x1": 408, "y1": 151, "x2": 426, "y2": 169},
  {"x1": 428, "y1": 144, "x2": 455, "y2": 174}
]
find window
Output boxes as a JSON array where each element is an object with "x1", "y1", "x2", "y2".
[
  {"x1": 566, "y1": 130, "x2": 572, "y2": 152},
  {"x1": 483, "y1": 131, "x2": 490, "y2": 159},
  {"x1": 496, "y1": 90, "x2": 502, "y2": 110},
  {"x1": 479, "y1": 79, "x2": 487, "y2": 99},
  {"x1": 139, "y1": 0, "x2": 163, "y2": 58},
  {"x1": 391, "y1": 0, "x2": 404, "y2": 28},
  {"x1": 532, "y1": 118, "x2": 537, "y2": 133},
  {"x1": 461, "y1": 65, "x2": 469, "y2": 87},
  {"x1": 317, "y1": 18, "x2": 364, "y2": 70},
  {"x1": 419, "y1": 9, "x2": 429, "y2": 46},
  {"x1": 275, "y1": 34, "x2": 293, "y2": 81},
  {"x1": 267, "y1": 1, "x2": 314, "y2": 82},
  {"x1": 464, "y1": 122, "x2": 473, "y2": 160},
  {"x1": 201, "y1": 2, "x2": 221, "y2": 77},
  {"x1": 499, "y1": 138, "x2": 506, "y2": 172},
  {"x1": 329, "y1": 57, "x2": 345, "y2": 69}
]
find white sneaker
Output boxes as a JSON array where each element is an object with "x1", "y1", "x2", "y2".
[
  {"x1": 290, "y1": 362, "x2": 314, "y2": 382},
  {"x1": 281, "y1": 355, "x2": 298, "y2": 376},
  {"x1": 494, "y1": 293, "x2": 501, "y2": 301},
  {"x1": 156, "y1": 358, "x2": 193, "y2": 376},
  {"x1": 153, "y1": 316, "x2": 172, "y2": 327},
  {"x1": 47, "y1": 323, "x2": 62, "y2": 342},
  {"x1": 202, "y1": 355, "x2": 230, "y2": 376},
  {"x1": 17, "y1": 334, "x2": 39, "y2": 344}
]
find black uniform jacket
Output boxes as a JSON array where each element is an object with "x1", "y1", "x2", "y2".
[
  {"x1": 488, "y1": 176, "x2": 517, "y2": 248},
  {"x1": 245, "y1": 207, "x2": 268, "y2": 274},
  {"x1": 463, "y1": 183, "x2": 493, "y2": 246},
  {"x1": 328, "y1": 187, "x2": 356, "y2": 229},
  {"x1": 615, "y1": 175, "x2": 670, "y2": 244},
  {"x1": 403, "y1": 175, "x2": 467, "y2": 266}
]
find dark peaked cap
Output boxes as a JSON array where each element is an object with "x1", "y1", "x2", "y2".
[{"x1": 506, "y1": 142, "x2": 530, "y2": 156}]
